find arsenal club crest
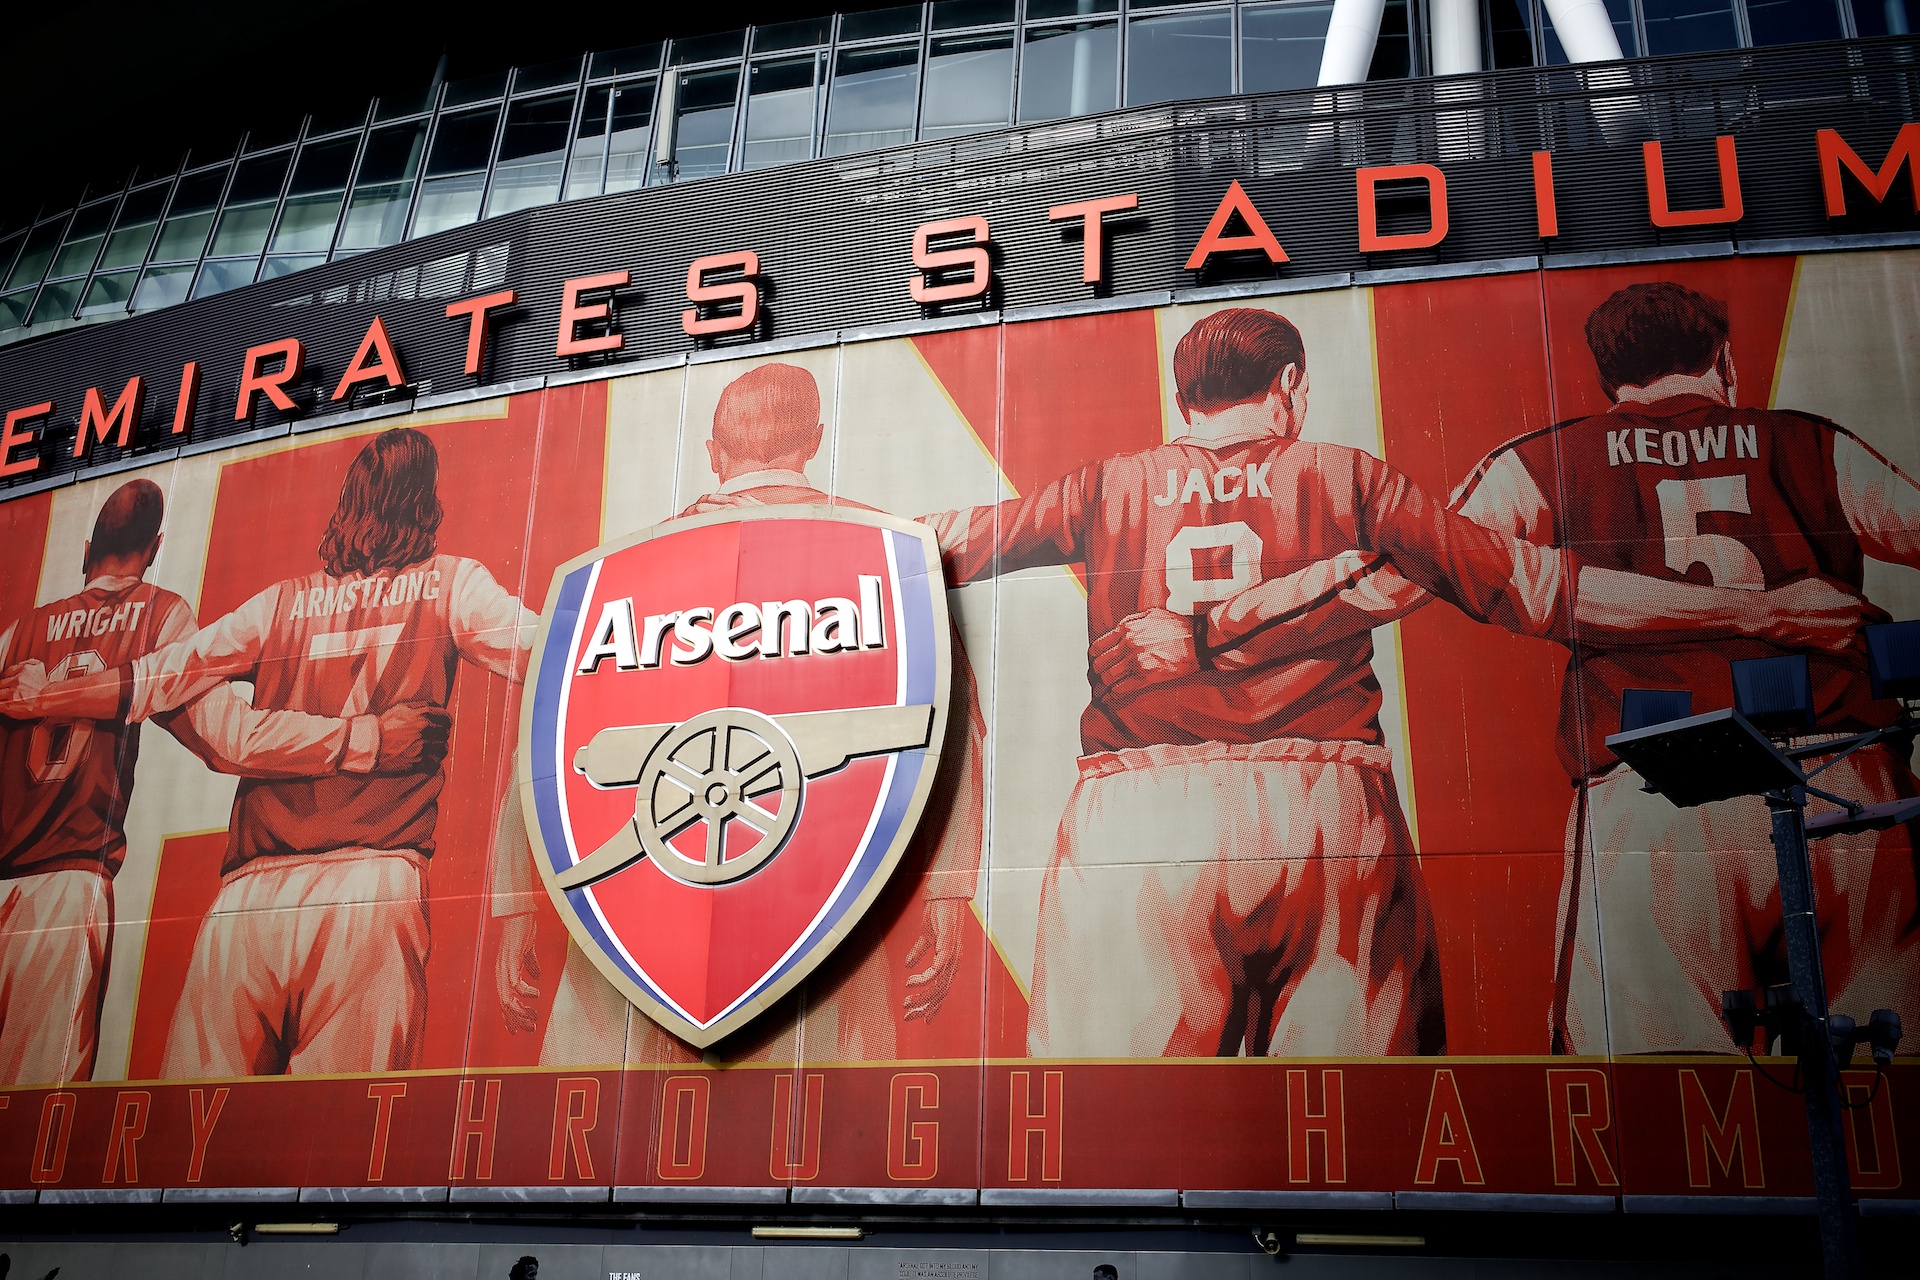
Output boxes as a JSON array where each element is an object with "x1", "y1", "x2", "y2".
[{"x1": 518, "y1": 506, "x2": 952, "y2": 1047}]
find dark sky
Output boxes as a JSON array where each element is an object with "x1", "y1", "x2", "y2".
[{"x1": 4, "y1": 1, "x2": 881, "y2": 234}]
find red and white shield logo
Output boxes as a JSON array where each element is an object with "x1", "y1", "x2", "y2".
[{"x1": 519, "y1": 507, "x2": 952, "y2": 1047}]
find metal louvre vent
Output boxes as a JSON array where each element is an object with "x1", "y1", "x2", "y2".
[{"x1": 2, "y1": 36, "x2": 1917, "y2": 498}]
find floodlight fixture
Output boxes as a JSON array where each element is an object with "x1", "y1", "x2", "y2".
[
  {"x1": 1866, "y1": 620, "x2": 1920, "y2": 701},
  {"x1": 1606, "y1": 708, "x2": 1805, "y2": 808},
  {"x1": 1721, "y1": 988, "x2": 1762, "y2": 1048},
  {"x1": 1866, "y1": 1009, "x2": 1903, "y2": 1067},
  {"x1": 1805, "y1": 794, "x2": 1920, "y2": 837},
  {"x1": 1620, "y1": 688, "x2": 1692, "y2": 734},
  {"x1": 1731, "y1": 654, "x2": 1815, "y2": 731}
]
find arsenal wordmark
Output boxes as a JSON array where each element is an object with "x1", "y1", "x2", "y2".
[{"x1": 518, "y1": 506, "x2": 953, "y2": 1047}]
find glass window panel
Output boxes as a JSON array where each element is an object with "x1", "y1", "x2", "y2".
[
  {"x1": 826, "y1": 45, "x2": 921, "y2": 156},
  {"x1": 133, "y1": 263, "x2": 196, "y2": 311},
  {"x1": 1746, "y1": 0, "x2": 1843, "y2": 43},
  {"x1": 1851, "y1": 0, "x2": 1914, "y2": 35},
  {"x1": 374, "y1": 87, "x2": 434, "y2": 120},
  {"x1": 260, "y1": 253, "x2": 326, "y2": 281},
  {"x1": 79, "y1": 269, "x2": 137, "y2": 316},
  {"x1": 922, "y1": 34, "x2": 1014, "y2": 139},
  {"x1": 444, "y1": 71, "x2": 508, "y2": 106},
  {"x1": 566, "y1": 85, "x2": 614, "y2": 199},
  {"x1": 1487, "y1": 0, "x2": 1538, "y2": 66},
  {"x1": 672, "y1": 30, "x2": 747, "y2": 63},
  {"x1": 1640, "y1": 0, "x2": 1742, "y2": 54},
  {"x1": 411, "y1": 171, "x2": 487, "y2": 237},
  {"x1": 754, "y1": 17, "x2": 832, "y2": 50},
  {"x1": 0, "y1": 234, "x2": 20, "y2": 282},
  {"x1": 49, "y1": 201, "x2": 117, "y2": 278},
  {"x1": 668, "y1": 68, "x2": 739, "y2": 179},
  {"x1": 0, "y1": 288, "x2": 33, "y2": 328},
  {"x1": 28, "y1": 279, "x2": 82, "y2": 325},
  {"x1": 192, "y1": 258, "x2": 256, "y2": 300},
  {"x1": 1369, "y1": 0, "x2": 1414, "y2": 77},
  {"x1": 96, "y1": 184, "x2": 169, "y2": 271},
  {"x1": 309, "y1": 103, "x2": 369, "y2": 135},
  {"x1": 744, "y1": 56, "x2": 821, "y2": 169},
  {"x1": 151, "y1": 168, "x2": 228, "y2": 262},
  {"x1": 606, "y1": 79, "x2": 659, "y2": 192},
  {"x1": 227, "y1": 152, "x2": 291, "y2": 204},
  {"x1": 591, "y1": 43, "x2": 664, "y2": 77},
  {"x1": 840, "y1": 5, "x2": 923, "y2": 40},
  {"x1": 287, "y1": 137, "x2": 358, "y2": 195},
  {"x1": 426, "y1": 107, "x2": 501, "y2": 175},
  {"x1": 1019, "y1": 21, "x2": 1119, "y2": 120},
  {"x1": 1241, "y1": 2, "x2": 1334, "y2": 93},
  {"x1": 933, "y1": 0, "x2": 1016, "y2": 26},
  {"x1": 1125, "y1": 10, "x2": 1232, "y2": 107},
  {"x1": 486, "y1": 92, "x2": 575, "y2": 216},
  {"x1": 338, "y1": 123, "x2": 427, "y2": 251},
  {"x1": 5, "y1": 222, "x2": 64, "y2": 290},
  {"x1": 270, "y1": 192, "x2": 346, "y2": 253},
  {"x1": 515, "y1": 56, "x2": 584, "y2": 93},
  {"x1": 1026, "y1": 0, "x2": 1119, "y2": 16},
  {"x1": 1543, "y1": 0, "x2": 1638, "y2": 59}
]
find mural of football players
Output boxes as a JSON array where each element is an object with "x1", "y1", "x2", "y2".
[
  {"x1": 0, "y1": 428, "x2": 534, "y2": 1076},
  {"x1": 0, "y1": 479, "x2": 417, "y2": 1085},
  {"x1": 497, "y1": 362, "x2": 985, "y2": 1063},
  {"x1": 1095, "y1": 283, "x2": 1918, "y2": 1055},
  {"x1": 923, "y1": 306, "x2": 1842, "y2": 1059}
]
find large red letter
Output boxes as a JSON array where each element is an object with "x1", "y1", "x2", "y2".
[
  {"x1": 658, "y1": 1076, "x2": 711, "y2": 1181},
  {"x1": 233, "y1": 338, "x2": 305, "y2": 420},
  {"x1": 769, "y1": 1073, "x2": 825, "y2": 1181},
  {"x1": 366, "y1": 1082, "x2": 407, "y2": 1182},
  {"x1": 548, "y1": 1078, "x2": 600, "y2": 1181},
  {"x1": 1287, "y1": 1068, "x2": 1347, "y2": 1184},
  {"x1": 1007, "y1": 1069, "x2": 1064, "y2": 1182},
  {"x1": 1644, "y1": 137, "x2": 1744, "y2": 228},
  {"x1": 1, "y1": 402, "x2": 52, "y2": 477},
  {"x1": 102, "y1": 1091, "x2": 151, "y2": 1184},
  {"x1": 170, "y1": 362, "x2": 200, "y2": 435},
  {"x1": 1842, "y1": 1069, "x2": 1902, "y2": 1190},
  {"x1": 683, "y1": 251, "x2": 763, "y2": 336},
  {"x1": 448, "y1": 1078, "x2": 502, "y2": 1180},
  {"x1": 1532, "y1": 151, "x2": 1559, "y2": 238},
  {"x1": 31, "y1": 1093, "x2": 77, "y2": 1185},
  {"x1": 557, "y1": 272, "x2": 628, "y2": 357},
  {"x1": 1818, "y1": 125, "x2": 1920, "y2": 216},
  {"x1": 1048, "y1": 193, "x2": 1139, "y2": 283},
  {"x1": 1680, "y1": 1069, "x2": 1764, "y2": 1188},
  {"x1": 1547, "y1": 1069, "x2": 1618, "y2": 1187},
  {"x1": 332, "y1": 316, "x2": 406, "y2": 401},
  {"x1": 74, "y1": 376, "x2": 145, "y2": 459},
  {"x1": 889, "y1": 1072, "x2": 940, "y2": 1182},
  {"x1": 445, "y1": 289, "x2": 517, "y2": 375},
  {"x1": 1184, "y1": 180, "x2": 1288, "y2": 270},
  {"x1": 1413, "y1": 1069, "x2": 1485, "y2": 1186},
  {"x1": 1357, "y1": 164, "x2": 1449, "y2": 252},
  {"x1": 909, "y1": 218, "x2": 990, "y2": 304},
  {"x1": 186, "y1": 1087, "x2": 229, "y2": 1183}
]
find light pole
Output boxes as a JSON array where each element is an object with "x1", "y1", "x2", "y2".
[{"x1": 1605, "y1": 637, "x2": 1914, "y2": 1280}]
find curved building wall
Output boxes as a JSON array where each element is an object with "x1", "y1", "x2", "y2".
[{"x1": 0, "y1": 25, "x2": 1917, "y2": 1258}]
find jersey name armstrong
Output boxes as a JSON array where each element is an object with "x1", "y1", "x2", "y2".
[{"x1": 578, "y1": 574, "x2": 889, "y2": 673}]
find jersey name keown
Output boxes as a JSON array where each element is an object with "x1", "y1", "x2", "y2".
[
  {"x1": 1606, "y1": 423, "x2": 1759, "y2": 468},
  {"x1": 577, "y1": 574, "x2": 889, "y2": 673}
]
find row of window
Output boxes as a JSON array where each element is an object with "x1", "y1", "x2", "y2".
[{"x1": 0, "y1": 0, "x2": 1902, "y2": 343}]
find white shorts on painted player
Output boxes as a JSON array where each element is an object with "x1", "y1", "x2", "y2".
[
  {"x1": 160, "y1": 848, "x2": 430, "y2": 1077},
  {"x1": 0, "y1": 869, "x2": 111, "y2": 1083},
  {"x1": 1558, "y1": 744, "x2": 1920, "y2": 1055},
  {"x1": 1029, "y1": 739, "x2": 1442, "y2": 1059}
]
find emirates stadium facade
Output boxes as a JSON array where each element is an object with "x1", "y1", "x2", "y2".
[{"x1": 2, "y1": 1, "x2": 1920, "y2": 1276}]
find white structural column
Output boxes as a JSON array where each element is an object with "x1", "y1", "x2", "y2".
[
  {"x1": 1540, "y1": 0, "x2": 1628, "y2": 60},
  {"x1": 1429, "y1": 0, "x2": 1485, "y2": 74},
  {"x1": 1316, "y1": 0, "x2": 1389, "y2": 85}
]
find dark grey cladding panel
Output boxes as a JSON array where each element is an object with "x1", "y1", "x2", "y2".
[{"x1": 2, "y1": 37, "x2": 1918, "y2": 502}]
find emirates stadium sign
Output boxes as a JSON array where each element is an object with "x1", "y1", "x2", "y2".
[{"x1": 517, "y1": 506, "x2": 953, "y2": 1047}]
